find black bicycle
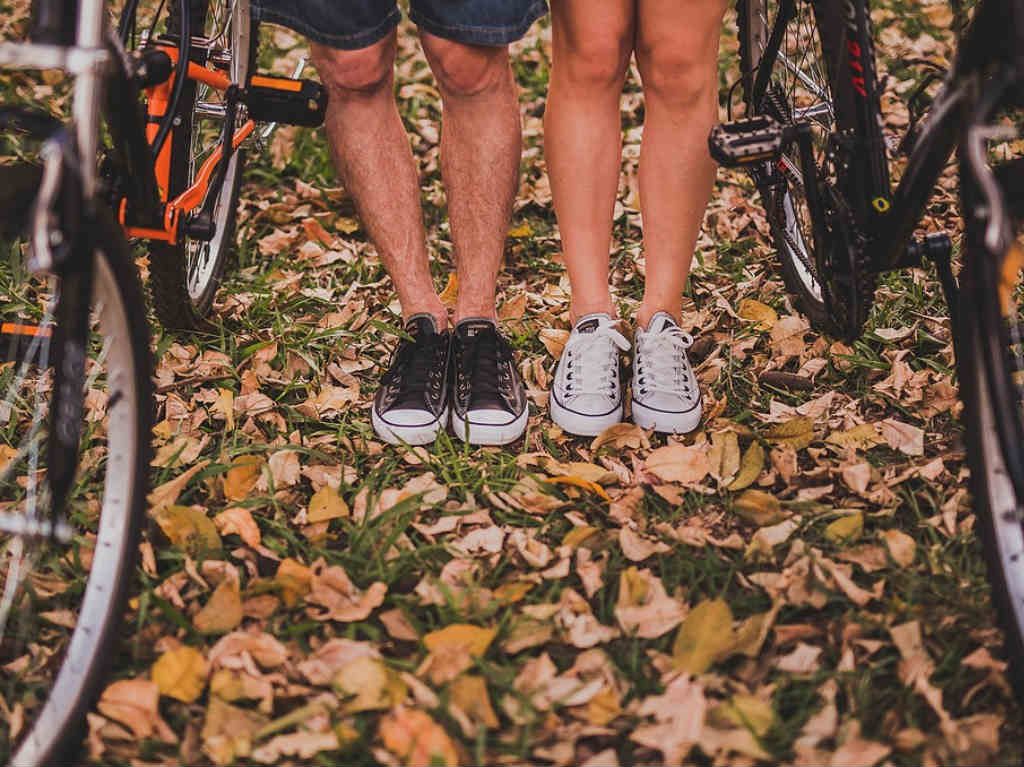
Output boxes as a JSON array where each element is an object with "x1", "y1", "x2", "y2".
[
  {"x1": 0, "y1": 0, "x2": 323, "y2": 763},
  {"x1": 711, "y1": 0, "x2": 1024, "y2": 695}
]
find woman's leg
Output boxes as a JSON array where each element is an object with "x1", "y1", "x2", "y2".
[
  {"x1": 544, "y1": 0, "x2": 635, "y2": 321},
  {"x1": 634, "y1": 0, "x2": 726, "y2": 328}
]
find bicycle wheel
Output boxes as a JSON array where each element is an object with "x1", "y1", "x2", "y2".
[
  {"x1": 960, "y1": 119, "x2": 1024, "y2": 696},
  {"x1": 0, "y1": 200, "x2": 152, "y2": 766},
  {"x1": 148, "y1": 0, "x2": 254, "y2": 331},
  {"x1": 737, "y1": 0, "x2": 885, "y2": 340}
]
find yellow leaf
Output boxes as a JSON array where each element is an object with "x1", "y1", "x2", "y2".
[
  {"x1": 508, "y1": 221, "x2": 534, "y2": 239},
  {"x1": 562, "y1": 461, "x2": 619, "y2": 485},
  {"x1": 0, "y1": 444, "x2": 18, "y2": 474},
  {"x1": 544, "y1": 475, "x2": 611, "y2": 501},
  {"x1": 584, "y1": 686, "x2": 621, "y2": 726},
  {"x1": 449, "y1": 674, "x2": 499, "y2": 729},
  {"x1": 152, "y1": 645, "x2": 209, "y2": 703},
  {"x1": 826, "y1": 422, "x2": 885, "y2": 451},
  {"x1": 275, "y1": 558, "x2": 312, "y2": 607},
  {"x1": 152, "y1": 505, "x2": 222, "y2": 554},
  {"x1": 765, "y1": 416, "x2": 815, "y2": 450},
  {"x1": 379, "y1": 708, "x2": 458, "y2": 767},
  {"x1": 713, "y1": 694, "x2": 776, "y2": 737},
  {"x1": 562, "y1": 525, "x2": 599, "y2": 549},
  {"x1": 438, "y1": 272, "x2": 458, "y2": 307},
  {"x1": 673, "y1": 598, "x2": 735, "y2": 674},
  {"x1": 423, "y1": 624, "x2": 495, "y2": 658},
  {"x1": 212, "y1": 388, "x2": 235, "y2": 432},
  {"x1": 333, "y1": 656, "x2": 406, "y2": 713},
  {"x1": 307, "y1": 485, "x2": 350, "y2": 523},
  {"x1": 335, "y1": 216, "x2": 360, "y2": 234},
  {"x1": 825, "y1": 512, "x2": 863, "y2": 544},
  {"x1": 494, "y1": 581, "x2": 534, "y2": 604},
  {"x1": 194, "y1": 579, "x2": 243, "y2": 635},
  {"x1": 223, "y1": 455, "x2": 265, "y2": 501},
  {"x1": 882, "y1": 529, "x2": 916, "y2": 567},
  {"x1": 733, "y1": 490, "x2": 787, "y2": 526},
  {"x1": 728, "y1": 441, "x2": 765, "y2": 491},
  {"x1": 737, "y1": 298, "x2": 778, "y2": 331}
]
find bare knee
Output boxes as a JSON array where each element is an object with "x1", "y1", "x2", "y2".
[
  {"x1": 420, "y1": 33, "x2": 510, "y2": 98},
  {"x1": 311, "y1": 35, "x2": 395, "y2": 97},
  {"x1": 554, "y1": 34, "x2": 632, "y2": 91},
  {"x1": 636, "y1": 45, "x2": 716, "y2": 109}
]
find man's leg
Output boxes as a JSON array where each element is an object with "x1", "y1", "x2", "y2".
[
  {"x1": 418, "y1": 33, "x2": 521, "y2": 322},
  {"x1": 634, "y1": 0, "x2": 726, "y2": 328},
  {"x1": 544, "y1": 0, "x2": 635, "y2": 322},
  {"x1": 310, "y1": 32, "x2": 447, "y2": 329}
]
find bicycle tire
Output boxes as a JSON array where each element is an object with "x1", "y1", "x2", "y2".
[
  {"x1": 148, "y1": 0, "x2": 253, "y2": 332},
  {"x1": 960, "y1": 159, "x2": 1024, "y2": 699},
  {"x1": 5, "y1": 205, "x2": 153, "y2": 767},
  {"x1": 737, "y1": 0, "x2": 884, "y2": 340}
]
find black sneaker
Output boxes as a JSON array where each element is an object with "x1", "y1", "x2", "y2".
[
  {"x1": 371, "y1": 314, "x2": 451, "y2": 445},
  {"x1": 451, "y1": 318, "x2": 528, "y2": 445}
]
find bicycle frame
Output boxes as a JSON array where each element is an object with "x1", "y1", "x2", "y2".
[{"x1": 0, "y1": 0, "x2": 255, "y2": 246}]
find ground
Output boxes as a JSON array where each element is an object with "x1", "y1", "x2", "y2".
[{"x1": 3, "y1": 0, "x2": 1024, "y2": 764}]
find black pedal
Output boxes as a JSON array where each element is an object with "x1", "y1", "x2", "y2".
[
  {"x1": 244, "y1": 76, "x2": 327, "y2": 128},
  {"x1": 708, "y1": 116, "x2": 785, "y2": 168}
]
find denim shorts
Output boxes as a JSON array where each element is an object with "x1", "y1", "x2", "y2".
[{"x1": 252, "y1": 0, "x2": 548, "y2": 50}]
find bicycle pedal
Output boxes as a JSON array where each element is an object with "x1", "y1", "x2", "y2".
[
  {"x1": 708, "y1": 116, "x2": 785, "y2": 168},
  {"x1": 244, "y1": 76, "x2": 326, "y2": 128}
]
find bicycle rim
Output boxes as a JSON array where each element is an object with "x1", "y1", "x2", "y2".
[
  {"x1": 962, "y1": 109, "x2": 1024, "y2": 696},
  {"x1": 183, "y1": 0, "x2": 250, "y2": 307},
  {"x1": 1, "y1": 217, "x2": 150, "y2": 766}
]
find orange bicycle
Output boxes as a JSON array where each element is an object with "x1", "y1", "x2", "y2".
[{"x1": 117, "y1": 0, "x2": 326, "y2": 329}]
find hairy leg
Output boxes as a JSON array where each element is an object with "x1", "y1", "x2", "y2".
[
  {"x1": 420, "y1": 34, "x2": 521, "y2": 322},
  {"x1": 311, "y1": 32, "x2": 447, "y2": 328},
  {"x1": 634, "y1": 0, "x2": 726, "y2": 328},
  {"x1": 545, "y1": 0, "x2": 635, "y2": 321}
]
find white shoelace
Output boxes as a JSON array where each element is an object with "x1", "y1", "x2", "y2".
[
  {"x1": 562, "y1": 324, "x2": 630, "y2": 399},
  {"x1": 636, "y1": 326, "x2": 696, "y2": 398}
]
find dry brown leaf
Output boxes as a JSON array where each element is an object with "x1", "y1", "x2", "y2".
[
  {"x1": 306, "y1": 559, "x2": 387, "y2": 622},
  {"x1": 194, "y1": 578, "x2": 243, "y2": 635},
  {"x1": 214, "y1": 507, "x2": 261, "y2": 547},
  {"x1": 882, "y1": 529, "x2": 917, "y2": 567},
  {"x1": 645, "y1": 444, "x2": 711, "y2": 486},
  {"x1": 614, "y1": 567, "x2": 686, "y2": 638},
  {"x1": 379, "y1": 707, "x2": 459, "y2": 767},
  {"x1": 223, "y1": 455, "x2": 265, "y2": 501}
]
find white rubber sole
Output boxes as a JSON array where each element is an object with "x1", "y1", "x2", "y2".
[
  {"x1": 550, "y1": 394, "x2": 624, "y2": 437},
  {"x1": 372, "y1": 407, "x2": 448, "y2": 446},
  {"x1": 451, "y1": 408, "x2": 529, "y2": 446},
  {"x1": 630, "y1": 398, "x2": 703, "y2": 434}
]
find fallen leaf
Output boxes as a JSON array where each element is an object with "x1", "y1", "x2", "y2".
[
  {"x1": 223, "y1": 455, "x2": 265, "y2": 501},
  {"x1": 194, "y1": 579, "x2": 243, "y2": 635},
  {"x1": 379, "y1": 707, "x2": 459, "y2": 767},
  {"x1": 733, "y1": 489, "x2": 787, "y2": 526},
  {"x1": 645, "y1": 444, "x2": 711, "y2": 486},
  {"x1": 728, "y1": 440, "x2": 765, "y2": 491},
  {"x1": 152, "y1": 645, "x2": 209, "y2": 703},
  {"x1": 738, "y1": 298, "x2": 778, "y2": 331},
  {"x1": 152, "y1": 505, "x2": 222, "y2": 554},
  {"x1": 307, "y1": 485, "x2": 350, "y2": 523},
  {"x1": 825, "y1": 513, "x2": 863, "y2": 544},
  {"x1": 673, "y1": 598, "x2": 734, "y2": 673},
  {"x1": 333, "y1": 655, "x2": 406, "y2": 712},
  {"x1": 214, "y1": 507, "x2": 261, "y2": 547},
  {"x1": 766, "y1": 416, "x2": 815, "y2": 450},
  {"x1": 882, "y1": 529, "x2": 916, "y2": 567}
]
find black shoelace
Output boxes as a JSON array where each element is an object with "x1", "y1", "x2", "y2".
[
  {"x1": 457, "y1": 326, "x2": 512, "y2": 408},
  {"x1": 386, "y1": 332, "x2": 448, "y2": 408}
]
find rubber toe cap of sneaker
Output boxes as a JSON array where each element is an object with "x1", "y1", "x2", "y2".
[{"x1": 377, "y1": 408, "x2": 442, "y2": 428}]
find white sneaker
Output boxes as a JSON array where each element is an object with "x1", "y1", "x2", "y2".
[
  {"x1": 550, "y1": 313, "x2": 630, "y2": 437},
  {"x1": 631, "y1": 312, "x2": 703, "y2": 434}
]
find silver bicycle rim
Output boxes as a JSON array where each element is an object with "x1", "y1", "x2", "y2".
[
  {"x1": 9, "y1": 251, "x2": 140, "y2": 767},
  {"x1": 744, "y1": 0, "x2": 833, "y2": 304},
  {"x1": 185, "y1": 0, "x2": 249, "y2": 304}
]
